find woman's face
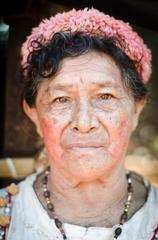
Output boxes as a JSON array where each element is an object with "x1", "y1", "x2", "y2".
[{"x1": 26, "y1": 51, "x2": 143, "y2": 182}]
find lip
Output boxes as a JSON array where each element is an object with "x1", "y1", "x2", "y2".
[
  {"x1": 67, "y1": 143, "x2": 104, "y2": 148},
  {"x1": 70, "y1": 146, "x2": 103, "y2": 152},
  {"x1": 66, "y1": 143, "x2": 104, "y2": 153}
]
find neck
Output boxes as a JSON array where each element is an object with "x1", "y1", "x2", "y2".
[{"x1": 48, "y1": 166, "x2": 128, "y2": 227}]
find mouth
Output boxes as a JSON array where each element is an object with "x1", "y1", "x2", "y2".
[
  {"x1": 70, "y1": 146, "x2": 103, "y2": 153},
  {"x1": 67, "y1": 143, "x2": 104, "y2": 153}
]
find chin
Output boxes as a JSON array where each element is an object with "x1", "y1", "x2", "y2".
[{"x1": 66, "y1": 153, "x2": 111, "y2": 182}]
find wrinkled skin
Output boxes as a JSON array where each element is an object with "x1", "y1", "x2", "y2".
[
  {"x1": 25, "y1": 51, "x2": 143, "y2": 183},
  {"x1": 24, "y1": 51, "x2": 145, "y2": 227}
]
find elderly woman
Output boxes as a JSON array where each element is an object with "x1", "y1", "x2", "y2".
[{"x1": 0, "y1": 7, "x2": 158, "y2": 240}]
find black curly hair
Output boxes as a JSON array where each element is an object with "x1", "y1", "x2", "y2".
[{"x1": 21, "y1": 32, "x2": 147, "y2": 107}]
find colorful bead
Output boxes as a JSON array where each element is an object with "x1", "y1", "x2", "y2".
[
  {"x1": 4, "y1": 207, "x2": 11, "y2": 215},
  {"x1": 0, "y1": 227, "x2": 4, "y2": 239},
  {"x1": 42, "y1": 176, "x2": 48, "y2": 184},
  {"x1": 151, "y1": 226, "x2": 158, "y2": 240},
  {"x1": 114, "y1": 227, "x2": 122, "y2": 237},
  {"x1": 120, "y1": 212, "x2": 128, "y2": 222},
  {"x1": 55, "y1": 218, "x2": 62, "y2": 228},
  {"x1": 113, "y1": 172, "x2": 133, "y2": 239},
  {"x1": 0, "y1": 198, "x2": 7, "y2": 208},
  {"x1": 128, "y1": 185, "x2": 133, "y2": 193},
  {"x1": 47, "y1": 202, "x2": 54, "y2": 211},
  {"x1": 63, "y1": 234, "x2": 67, "y2": 239},
  {"x1": 0, "y1": 215, "x2": 10, "y2": 227},
  {"x1": 127, "y1": 194, "x2": 132, "y2": 202},
  {"x1": 6, "y1": 183, "x2": 19, "y2": 195},
  {"x1": 43, "y1": 190, "x2": 50, "y2": 198}
]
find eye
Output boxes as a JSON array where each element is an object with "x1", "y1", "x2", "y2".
[
  {"x1": 54, "y1": 96, "x2": 70, "y2": 103},
  {"x1": 99, "y1": 93, "x2": 113, "y2": 100}
]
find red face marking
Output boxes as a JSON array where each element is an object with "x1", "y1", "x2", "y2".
[{"x1": 34, "y1": 51, "x2": 137, "y2": 181}]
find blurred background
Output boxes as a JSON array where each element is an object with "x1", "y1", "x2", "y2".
[{"x1": 0, "y1": 0, "x2": 158, "y2": 186}]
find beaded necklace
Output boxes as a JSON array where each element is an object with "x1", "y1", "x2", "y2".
[
  {"x1": 42, "y1": 168, "x2": 158, "y2": 239},
  {"x1": 0, "y1": 183, "x2": 19, "y2": 240},
  {"x1": 0, "y1": 173, "x2": 157, "y2": 239},
  {"x1": 42, "y1": 168, "x2": 134, "y2": 239}
]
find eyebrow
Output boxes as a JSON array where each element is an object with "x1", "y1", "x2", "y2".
[
  {"x1": 52, "y1": 84, "x2": 74, "y2": 91},
  {"x1": 90, "y1": 81, "x2": 121, "y2": 89}
]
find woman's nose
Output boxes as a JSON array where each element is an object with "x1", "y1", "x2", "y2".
[{"x1": 71, "y1": 99, "x2": 99, "y2": 133}]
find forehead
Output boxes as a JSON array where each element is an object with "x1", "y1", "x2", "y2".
[
  {"x1": 48, "y1": 51, "x2": 123, "y2": 89},
  {"x1": 59, "y1": 51, "x2": 119, "y2": 72},
  {"x1": 37, "y1": 51, "x2": 128, "y2": 100}
]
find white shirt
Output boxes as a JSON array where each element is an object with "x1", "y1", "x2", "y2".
[{"x1": 1, "y1": 173, "x2": 158, "y2": 240}]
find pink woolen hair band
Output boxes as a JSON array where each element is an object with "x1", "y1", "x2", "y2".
[{"x1": 21, "y1": 8, "x2": 152, "y2": 83}]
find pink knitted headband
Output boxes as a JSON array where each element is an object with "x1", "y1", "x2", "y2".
[{"x1": 21, "y1": 7, "x2": 152, "y2": 83}]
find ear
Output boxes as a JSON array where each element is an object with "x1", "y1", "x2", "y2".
[
  {"x1": 23, "y1": 100, "x2": 43, "y2": 137},
  {"x1": 131, "y1": 98, "x2": 147, "y2": 131}
]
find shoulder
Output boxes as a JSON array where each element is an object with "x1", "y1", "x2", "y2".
[
  {"x1": 131, "y1": 171, "x2": 158, "y2": 199},
  {"x1": 0, "y1": 173, "x2": 37, "y2": 239},
  {"x1": 133, "y1": 171, "x2": 158, "y2": 206},
  {"x1": 147, "y1": 183, "x2": 158, "y2": 204}
]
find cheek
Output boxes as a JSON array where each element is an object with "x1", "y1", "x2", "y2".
[
  {"x1": 40, "y1": 118, "x2": 64, "y2": 159},
  {"x1": 108, "y1": 116, "x2": 132, "y2": 163}
]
